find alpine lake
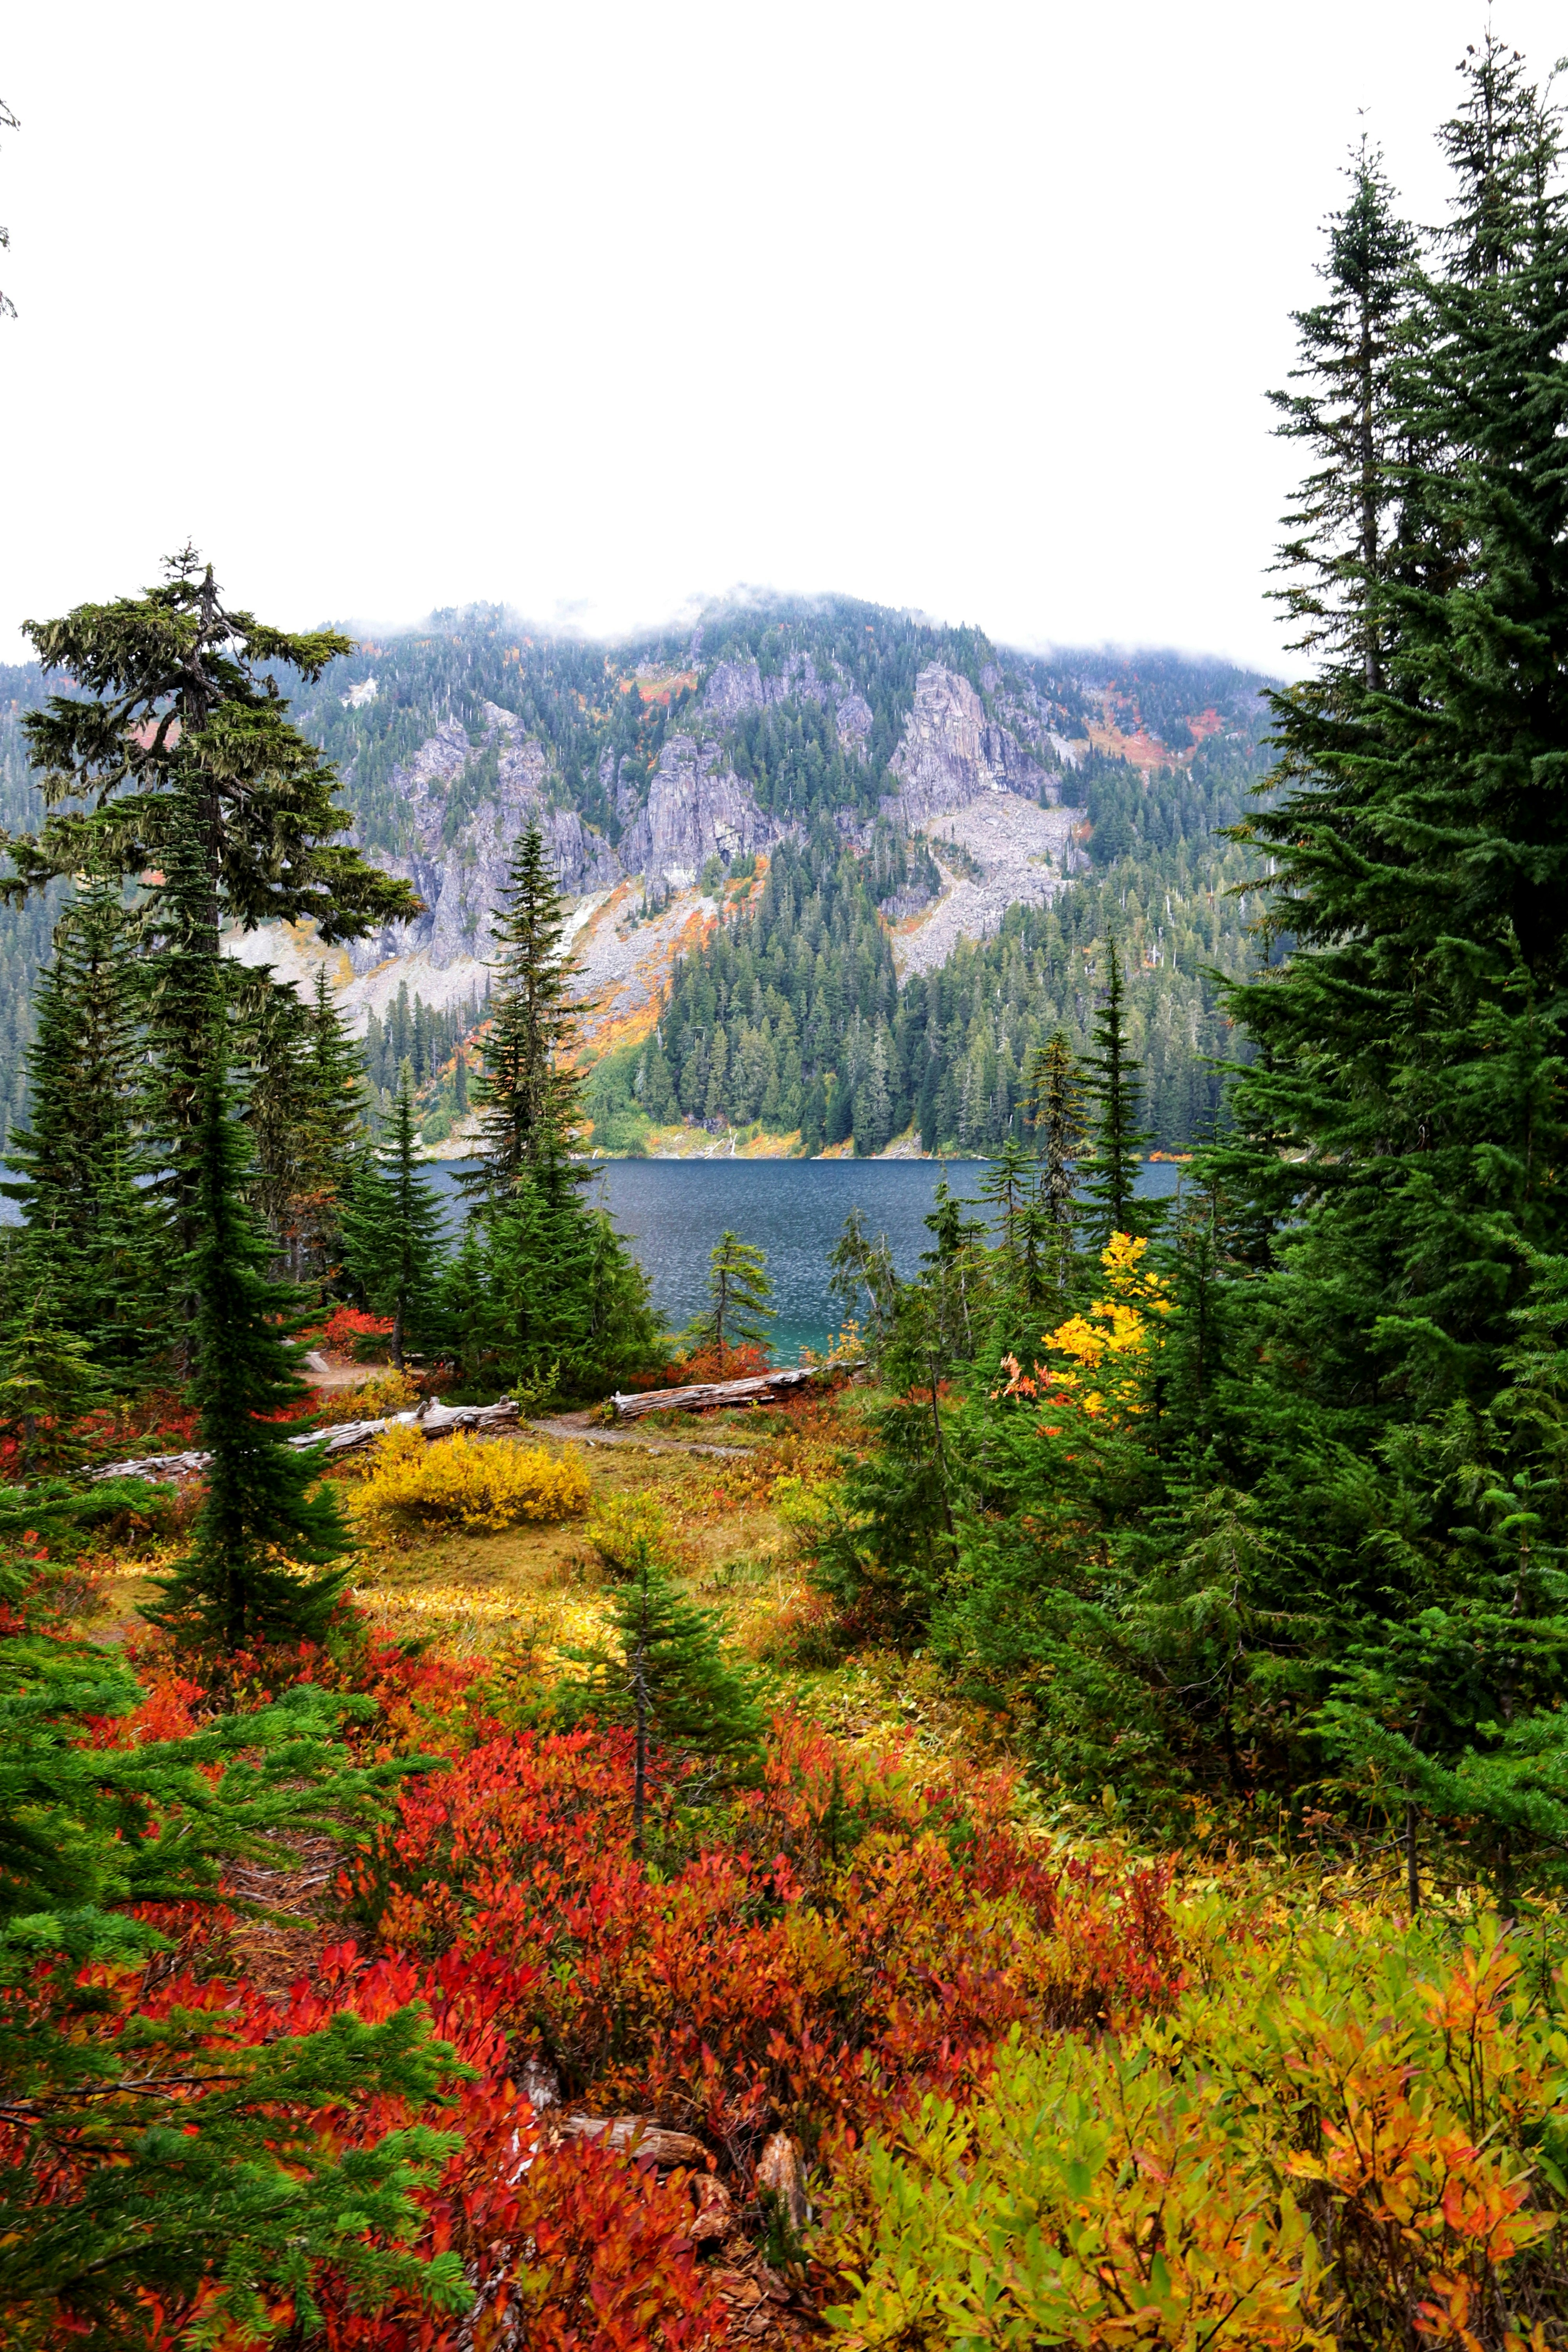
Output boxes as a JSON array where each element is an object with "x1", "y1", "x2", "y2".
[{"x1": 428, "y1": 1155, "x2": 1187, "y2": 1363}]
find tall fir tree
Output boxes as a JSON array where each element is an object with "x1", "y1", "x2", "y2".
[
  {"x1": 1025, "y1": 1030, "x2": 1089, "y2": 1298},
  {"x1": 342, "y1": 1065, "x2": 446, "y2": 1368},
  {"x1": 0, "y1": 870, "x2": 168, "y2": 1383},
  {"x1": 442, "y1": 820, "x2": 660, "y2": 1398},
  {"x1": 149, "y1": 1015, "x2": 352, "y2": 1653},
  {"x1": 240, "y1": 966, "x2": 367, "y2": 1285},
  {"x1": 4, "y1": 554, "x2": 419, "y2": 1276},
  {"x1": 1227, "y1": 34, "x2": 1568, "y2": 1424},
  {"x1": 1268, "y1": 138, "x2": 1418, "y2": 691},
  {"x1": 1082, "y1": 940, "x2": 1153, "y2": 1243},
  {"x1": 7, "y1": 550, "x2": 417, "y2": 941},
  {"x1": 692, "y1": 1230, "x2": 775, "y2": 1372},
  {"x1": 463, "y1": 822, "x2": 585, "y2": 1202}
]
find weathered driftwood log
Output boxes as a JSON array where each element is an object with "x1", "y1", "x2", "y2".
[
  {"x1": 609, "y1": 1365, "x2": 851, "y2": 1422},
  {"x1": 556, "y1": 2112, "x2": 709, "y2": 2167},
  {"x1": 91, "y1": 1396, "x2": 521, "y2": 1483}
]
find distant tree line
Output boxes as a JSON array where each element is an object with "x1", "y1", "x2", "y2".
[{"x1": 585, "y1": 717, "x2": 1269, "y2": 1158}]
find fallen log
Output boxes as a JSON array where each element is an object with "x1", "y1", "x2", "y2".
[
  {"x1": 92, "y1": 1395, "x2": 521, "y2": 1482},
  {"x1": 608, "y1": 1365, "x2": 858, "y2": 1422},
  {"x1": 556, "y1": 2112, "x2": 709, "y2": 2168}
]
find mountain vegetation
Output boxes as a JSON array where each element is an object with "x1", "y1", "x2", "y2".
[
  {"x1": 586, "y1": 717, "x2": 1264, "y2": 1158},
  {"x1": 5, "y1": 27, "x2": 1568, "y2": 2348}
]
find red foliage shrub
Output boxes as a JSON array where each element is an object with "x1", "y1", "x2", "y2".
[
  {"x1": 16, "y1": 1625, "x2": 1182, "y2": 2349},
  {"x1": 627, "y1": 1342, "x2": 773, "y2": 1392},
  {"x1": 418, "y1": 2134, "x2": 729, "y2": 2352},
  {"x1": 315, "y1": 1306, "x2": 399, "y2": 1361},
  {"x1": 344, "y1": 1710, "x2": 1184, "y2": 2172}
]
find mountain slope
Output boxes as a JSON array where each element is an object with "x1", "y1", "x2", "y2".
[{"x1": 0, "y1": 595, "x2": 1276, "y2": 1160}]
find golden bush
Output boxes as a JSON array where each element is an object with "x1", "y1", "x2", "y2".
[
  {"x1": 586, "y1": 1490, "x2": 676, "y2": 1575},
  {"x1": 350, "y1": 1425, "x2": 592, "y2": 1535},
  {"x1": 315, "y1": 1367, "x2": 422, "y2": 1426}
]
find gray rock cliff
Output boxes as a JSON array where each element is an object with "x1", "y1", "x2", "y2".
[
  {"x1": 619, "y1": 736, "x2": 777, "y2": 898},
  {"x1": 883, "y1": 664, "x2": 1054, "y2": 831}
]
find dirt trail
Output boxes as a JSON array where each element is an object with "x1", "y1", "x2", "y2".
[{"x1": 526, "y1": 1408, "x2": 746, "y2": 1459}]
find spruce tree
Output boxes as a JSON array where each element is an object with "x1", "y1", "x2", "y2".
[
  {"x1": 592, "y1": 1532, "x2": 764, "y2": 1853},
  {"x1": 693, "y1": 1230, "x2": 775, "y2": 1372},
  {"x1": 6, "y1": 551, "x2": 417, "y2": 941},
  {"x1": 1082, "y1": 939, "x2": 1153, "y2": 1242},
  {"x1": 4, "y1": 555, "x2": 419, "y2": 1281},
  {"x1": 0, "y1": 1269, "x2": 107, "y2": 1475},
  {"x1": 1267, "y1": 137, "x2": 1417, "y2": 692},
  {"x1": 148, "y1": 1020, "x2": 352, "y2": 1653},
  {"x1": 977, "y1": 1137, "x2": 1033, "y2": 1264},
  {"x1": 1025, "y1": 1029, "x2": 1088, "y2": 1293},
  {"x1": 1, "y1": 870, "x2": 169, "y2": 1383},
  {"x1": 1228, "y1": 34, "x2": 1568, "y2": 1421},
  {"x1": 464, "y1": 822, "x2": 585, "y2": 1200},
  {"x1": 241, "y1": 967, "x2": 367, "y2": 1284},
  {"x1": 341, "y1": 1065, "x2": 446, "y2": 1368}
]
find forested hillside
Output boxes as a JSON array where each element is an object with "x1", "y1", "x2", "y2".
[
  {"x1": 587, "y1": 717, "x2": 1267, "y2": 1156},
  {"x1": 0, "y1": 602, "x2": 1273, "y2": 1161}
]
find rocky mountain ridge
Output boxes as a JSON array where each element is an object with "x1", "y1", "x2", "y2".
[
  {"x1": 332, "y1": 651, "x2": 1082, "y2": 1000},
  {"x1": 0, "y1": 599, "x2": 1278, "y2": 1158}
]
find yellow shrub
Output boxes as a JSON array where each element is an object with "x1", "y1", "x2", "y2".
[
  {"x1": 350, "y1": 1425, "x2": 592, "y2": 1535},
  {"x1": 587, "y1": 1490, "x2": 676, "y2": 1575},
  {"x1": 316, "y1": 1367, "x2": 421, "y2": 1426}
]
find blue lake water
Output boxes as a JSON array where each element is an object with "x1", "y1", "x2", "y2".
[{"x1": 428, "y1": 1156, "x2": 1186, "y2": 1363}]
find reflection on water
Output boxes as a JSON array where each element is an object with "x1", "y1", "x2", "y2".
[{"x1": 427, "y1": 1156, "x2": 1186, "y2": 1363}]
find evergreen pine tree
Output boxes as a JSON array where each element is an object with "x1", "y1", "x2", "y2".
[
  {"x1": 5, "y1": 555, "x2": 419, "y2": 1292},
  {"x1": 592, "y1": 1531, "x2": 764, "y2": 1853},
  {"x1": 0, "y1": 1269, "x2": 107, "y2": 1475},
  {"x1": 241, "y1": 967, "x2": 368, "y2": 1284},
  {"x1": 148, "y1": 1019, "x2": 352, "y2": 1653},
  {"x1": 1025, "y1": 1029, "x2": 1088, "y2": 1294},
  {"x1": 1082, "y1": 940, "x2": 1153, "y2": 1242},
  {"x1": 341, "y1": 1065, "x2": 446, "y2": 1368},
  {"x1": 463, "y1": 822, "x2": 585, "y2": 1200},
  {"x1": 1267, "y1": 138, "x2": 1417, "y2": 692},
  {"x1": 1, "y1": 870, "x2": 169, "y2": 1383},
  {"x1": 977, "y1": 1137, "x2": 1034, "y2": 1272},
  {"x1": 693, "y1": 1230, "x2": 775, "y2": 1372},
  {"x1": 1228, "y1": 35, "x2": 1568, "y2": 1422},
  {"x1": 7, "y1": 551, "x2": 418, "y2": 941}
]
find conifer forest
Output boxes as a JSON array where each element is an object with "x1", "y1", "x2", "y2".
[{"x1": 7, "y1": 29, "x2": 1568, "y2": 2352}]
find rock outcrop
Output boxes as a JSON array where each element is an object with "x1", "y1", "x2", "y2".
[
  {"x1": 263, "y1": 649, "x2": 1082, "y2": 1008},
  {"x1": 884, "y1": 663, "x2": 1054, "y2": 829},
  {"x1": 700, "y1": 649, "x2": 831, "y2": 722},
  {"x1": 836, "y1": 691, "x2": 873, "y2": 754},
  {"x1": 618, "y1": 735, "x2": 776, "y2": 898},
  {"x1": 344, "y1": 711, "x2": 619, "y2": 973}
]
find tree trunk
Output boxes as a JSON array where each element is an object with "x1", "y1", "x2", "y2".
[
  {"x1": 632, "y1": 1638, "x2": 648, "y2": 1858},
  {"x1": 1405, "y1": 1802, "x2": 1420, "y2": 1918}
]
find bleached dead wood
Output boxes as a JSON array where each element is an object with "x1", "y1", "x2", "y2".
[
  {"x1": 608, "y1": 1365, "x2": 859, "y2": 1422},
  {"x1": 91, "y1": 1395, "x2": 521, "y2": 1483}
]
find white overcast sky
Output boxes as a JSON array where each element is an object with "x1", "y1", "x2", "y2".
[{"x1": 2, "y1": 2, "x2": 1563, "y2": 674}]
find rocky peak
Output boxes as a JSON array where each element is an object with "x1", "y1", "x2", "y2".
[{"x1": 884, "y1": 663, "x2": 1053, "y2": 831}]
